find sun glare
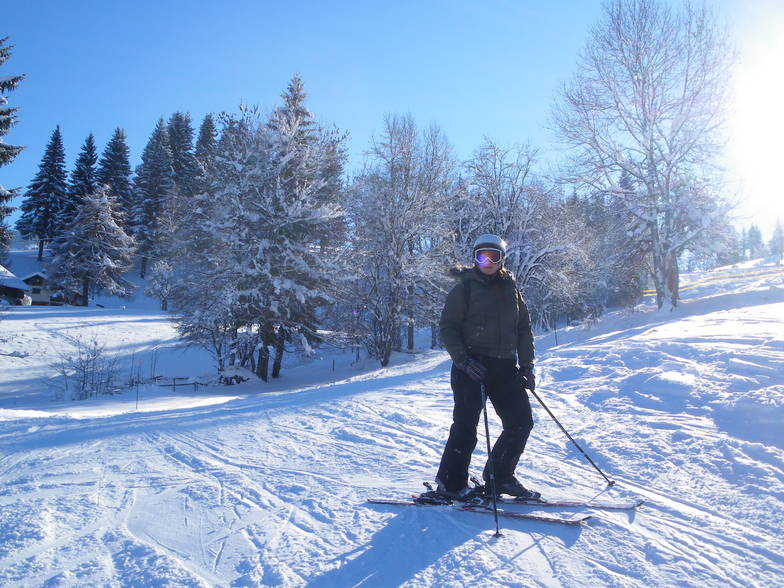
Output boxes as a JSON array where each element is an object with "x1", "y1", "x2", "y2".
[{"x1": 727, "y1": 11, "x2": 784, "y2": 233}]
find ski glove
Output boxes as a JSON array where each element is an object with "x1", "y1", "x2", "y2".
[
  {"x1": 456, "y1": 357, "x2": 487, "y2": 382},
  {"x1": 518, "y1": 362, "x2": 535, "y2": 391}
]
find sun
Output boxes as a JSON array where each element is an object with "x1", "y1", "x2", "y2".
[{"x1": 727, "y1": 9, "x2": 784, "y2": 235}]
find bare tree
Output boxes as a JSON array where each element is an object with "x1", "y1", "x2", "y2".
[
  {"x1": 463, "y1": 140, "x2": 556, "y2": 285},
  {"x1": 553, "y1": 0, "x2": 733, "y2": 308},
  {"x1": 349, "y1": 115, "x2": 455, "y2": 365}
]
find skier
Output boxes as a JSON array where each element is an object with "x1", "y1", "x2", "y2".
[{"x1": 435, "y1": 234, "x2": 538, "y2": 500}]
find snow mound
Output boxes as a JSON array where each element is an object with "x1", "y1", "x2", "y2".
[{"x1": 713, "y1": 385, "x2": 784, "y2": 445}]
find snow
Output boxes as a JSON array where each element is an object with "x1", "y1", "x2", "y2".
[
  {"x1": 4, "y1": 248, "x2": 49, "y2": 281},
  {"x1": 0, "y1": 262, "x2": 783, "y2": 586},
  {"x1": 0, "y1": 264, "x2": 29, "y2": 291}
]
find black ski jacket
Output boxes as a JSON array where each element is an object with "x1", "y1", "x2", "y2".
[{"x1": 439, "y1": 266, "x2": 535, "y2": 366}]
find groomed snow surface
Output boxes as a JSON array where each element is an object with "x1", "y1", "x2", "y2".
[{"x1": 1, "y1": 261, "x2": 783, "y2": 587}]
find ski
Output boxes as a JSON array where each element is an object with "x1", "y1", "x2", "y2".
[
  {"x1": 468, "y1": 477, "x2": 643, "y2": 510},
  {"x1": 367, "y1": 498, "x2": 591, "y2": 526},
  {"x1": 493, "y1": 496, "x2": 644, "y2": 510}
]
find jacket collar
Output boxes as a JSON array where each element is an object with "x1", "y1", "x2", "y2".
[{"x1": 470, "y1": 265, "x2": 510, "y2": 283}]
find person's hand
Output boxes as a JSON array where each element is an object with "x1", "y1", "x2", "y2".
[
  {"x1": 457, "y1": 358, "x2": 487, "y2": 382},
  {"x1": 518, "y1": 363, "x2": 535, "y2": 391}
]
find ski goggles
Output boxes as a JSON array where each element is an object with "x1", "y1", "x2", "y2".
[{"x1": 475, "y1": 248, "x2": 504, "y2": 265}]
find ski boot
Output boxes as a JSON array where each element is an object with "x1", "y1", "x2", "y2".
[{"x1": 494, "y1": 477, "x2": 542, "y2": 500}]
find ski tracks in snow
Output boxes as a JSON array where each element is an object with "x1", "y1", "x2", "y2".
[{"x1": 1, "y1": 288, "x2": 783, "y2": 585}]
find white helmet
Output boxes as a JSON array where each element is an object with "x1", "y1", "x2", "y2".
[{"x1": 473, "y1": 234, "x2": 507, "y2": 255}]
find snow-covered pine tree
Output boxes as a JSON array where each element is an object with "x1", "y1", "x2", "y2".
[
  {"x1": 132, "y1": 118, "x2": 175, "y2": 278},
  {"x1": 175, "y1": 79, "x2": 345, "y2": 378},
  {"x1": 167, "y1": 112, "x2": 199, "y2": 200},
  {"x1": 97, "y1": 128, "x2": 134, "y2": 232},
  {"x1": 174, "y1": 110, "x2": 277, "y2": 375},
  {"x1": 268, "y1": 75, "x2": 348, "y2": 248},
  {"x1": 770, "y1": 220, "x2": 784, "y2": 265},
  {"x1": 47, "y1": 187, "x2": 135, "y2": 305},
  {"x1": 551, "y1": 190, "x2": 645, "y2": 325},
  {"x1": 0, "y1": 37, "x2": 25, "y2": 256},
  {"x1": 195, "y1": 113, "x2": 218, "y2": 168},
  {"x1": 194, "y1": 113, "x2": 219, "y2": 195},
  {"x1": 747, "y1": 225, "x2": 765, "y2": 259},
  {"x1": 16, "y1": 126, "x2": 68, "y2": 261},
  {"x1": 261, "y1": 76, "x2": 346, "y2": 376},
  {"x1": 163, "y1": 112, "x2": 201, "y2": 282},
  {"x1": 60, "y1": 133, "x2": 99, "y2": 230},
  {"x1": 683, "y1": 217, "x2": 742, "y2": 270},
  {"x1": 169, "y1": 113, "x2": 226, "y2": 328},
  {"x1": 0, "y1": 38, "x2": 24, "y2": 168},
  {"x1": 716, "y1": 225, "x2": 744, "y2": 267}
]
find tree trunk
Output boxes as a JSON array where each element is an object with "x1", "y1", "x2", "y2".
[
  {"x1": 256, "y1": 345, "x2": 269, "y2": 381},
  {"x1": 407, "y1": 317, "x2": 414, "y2": 351},
  {"x1": 271, "y1": 335, "x2": 285, "y2": 378},
  {"x1": 381, "y1": 337, "x2": 393, "y2": 367},
  {"x1": 665, "y1": 253, "x2": 680, "y2": 309},
  {"x1": 213, "y1": 332, "x2": 225, "y2": 371},
  {"x1": 431, "y1": 323, "x2": 438, "y2": 349},
  {"x1": 228, "y1": 328, "x2": 237, "y2": 367},
  {"x1": 37, "y1": 239, "x2": 45, "y2": 262},
  {"x1": 392, "y1": 325, "x2": 402, "y2": 352},
  {"x1": 81, "y1": 277, "x2": 89, "y2": 307},
  {"x1": 140, "y1": 256, "x2": 147, "y2": 279}
]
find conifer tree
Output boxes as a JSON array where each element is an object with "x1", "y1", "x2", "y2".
[
  {"x1": 740, "y1": 227, "x2": 748, "y2": 260},
  {"x1": 194, "y1": 113, "x2": 219, "y2": 196},
  {"x1": 263, "y1": 75, "x2": 346, "y2": 374},
  {"x1": 132, "y1": 118, "x2": 174, "y2": 278},
  {"x1": 174, "y1": 78, "x2": 346, "y2": 378},
  {"x1": 97, "y1": 128, "x2": 133, "y2": 231},
  {"x1": 747, "y1": 225, "x2": 765, "y2": 259},
  {"x1": 195, "y1": 113, "x2": 218, "y2": 173},
  {"x1": 167, "y1": 112, "x2": 199, "y2": 199},
  {"x1": 16, "y1": 126, "x2": 68, "y2": 260},
  {"x1": 0, "y1": 37, "x2": 25, "y2": 255},
  {"x1": 61, "y1": 133, "x2": 99, "y2": 229},
  {"x1": 48, "y1": 187, "x2": 135, "y2": 305},
  {"x1": 770, "y1": 220, "x2": 784, "y2": 265},
  {"x1": 269, "y1": 74, "x2": 347, "y2": 250}
]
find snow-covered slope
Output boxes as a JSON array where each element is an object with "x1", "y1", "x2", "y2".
[{"x1": 1, "y1": 262, "x2": 782, "y2": 587}]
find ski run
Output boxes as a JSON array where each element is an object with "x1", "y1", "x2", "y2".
[{"x1": 1, "y1": 259, "x2": 783, "y2": 587}]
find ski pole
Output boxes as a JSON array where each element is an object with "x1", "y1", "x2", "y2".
[
  {"x1": 527, "y1": 387, "x2": 616, "y2": 487},
  {"x1": 480, "y1": 381, "x2": 502, "y2": 537}
]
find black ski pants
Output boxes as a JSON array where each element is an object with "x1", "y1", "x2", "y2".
[{"x1": 436, "y1": 356, "x2": 534, "y2": 492}]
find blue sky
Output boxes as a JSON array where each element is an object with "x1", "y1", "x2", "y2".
[{"x1": 3, "y1": 1, "x2": 783, "y2": 235}]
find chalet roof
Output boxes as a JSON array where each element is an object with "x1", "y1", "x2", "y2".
[
  {"x1": 0, "y1": 264, "x2": 31, "y2": 291},
  {"x1": 4, "y1": 249, "x2": 48, "y2": 281}
]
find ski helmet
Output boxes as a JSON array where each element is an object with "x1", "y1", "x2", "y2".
[
  {"x1": 473, "y1": 234, "x2": 507, "y2": 255},
  {"x1": 473, "y1": 234, "x2": 507, "y2": 267}
]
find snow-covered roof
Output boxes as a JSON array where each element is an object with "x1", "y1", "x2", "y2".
[
  {"x1": 0, "y1": 264, "x2": 31, "y2": 291},
  {"x1": 4, "y1": 249, "x2": 48, "y2": 281}
]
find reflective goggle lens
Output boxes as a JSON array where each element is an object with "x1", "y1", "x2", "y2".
[{"x1": 475, "y1": 248, "x2": 503, "y2": 264}]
